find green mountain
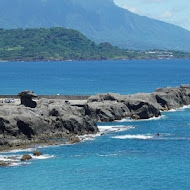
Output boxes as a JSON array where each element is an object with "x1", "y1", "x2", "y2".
[
  {"x1": 0, "y1": 27, "x2": 130, "y2": 61},
  {"x1": 0, "y1": 0, "x2": 190, "y2": 51}
]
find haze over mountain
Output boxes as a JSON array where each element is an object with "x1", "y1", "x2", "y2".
[{"x1": 0, "y1": 0, "x2": 190, "y2": 51}]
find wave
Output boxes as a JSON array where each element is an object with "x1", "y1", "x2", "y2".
[
  {"x1": 115, "y1": 118, "x2": 129, "y2": 122},
  {"x1": 9, "y1": 162, "x2": 31, "y2": 167},
  {"x1": 96, "y1": 153, "x2": 118, "y2": 157},
  {"x1": 8, "y1": 148, "x2": 36, "y2": 153},
  {"x1": 112, "y1": 134, "x2": 154, "y2": 140},
  {"x1": 116, "y1": 115, "x2": 166, "y2": 123},
  {"x1": 98, "y1": 125, "x2": 134, "y2": 133},
  {"x1": 163, "y1": 105, "x2": 190, "y2": 113},
  {"x1": 79, "y1": 133, "x2": 101, "y2": 142},
  {"x1": 31, "y1": 154, "x2": 55, "y2": 160},
  {"x1": 0, "y1": 156, "x2": 16, "y2": 162},
  {"x1": 0, "y1": 153, "x2": 55, "y2": 167},
  {"x1": 112, "y1": 133, "x2": 190, "y2": 141},
  {"x1": 79, "y1": 125, "x2": 134, "y2": 142},
  {"x1": 0, "y1": 148, "x2": 35, "y2": 154}
]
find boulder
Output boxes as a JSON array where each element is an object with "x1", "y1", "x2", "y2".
[
  {"x1": 21, "y1": 154, "x2": 32, "y2": 161},
  {"x1": 68, "y1": 136, "x2": 80, "y2": 144},
  {"x1": 0, "y1": 161, "x2": 10, "y2": 167},
  {"x1": 33, "y1": 150, "x2": 42, "y2": 156}
]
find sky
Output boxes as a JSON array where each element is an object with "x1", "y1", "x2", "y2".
[{"x1": 114, "y1": 0, "x2": 190, "y2": 31}]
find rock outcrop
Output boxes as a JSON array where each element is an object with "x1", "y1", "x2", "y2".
[
  {"x1": 18, "y1": 90, "x2": 37, "y2": 108},
  {"x1": 0, "y1": 98, "x2": 98, "y2": 150},
  {"x1": 21, "y1": 154, "x2": 32, "y2": 161},
  {"x1": 0, "y1": 85, "x2": 190, "y2": 151},
  {"x1": 33, "y1": 150, "x2": 42, "y2": 156},
  {"x1": 86, "y1": 85, "x2": 190, "y2": 121}
]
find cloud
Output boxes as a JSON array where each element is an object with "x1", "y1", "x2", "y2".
[
  {"x1": 160, "y1": 10, "x2": 173, "y2": 19},
  {"x1": 114, "y1": 0, "x2": 190, "y2": 31},
  {"x1": 142, "y1": 0, "x2": 164, "y2": 3},
  {"x1": 121, "y1": 4, "x2": 139, "y2": 13}
]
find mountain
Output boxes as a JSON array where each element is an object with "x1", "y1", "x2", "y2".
[
  {"x1": 0, "y1": 0, "x2": 190, "y2": 51},
  {"x1": 0, "y1": 27, "x2": 130, "y2": 61}
]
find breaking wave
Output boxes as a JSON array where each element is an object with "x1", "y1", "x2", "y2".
[
  {"x1": 79, "y1": 125, "x2": 134, "y2": 142},
  {"x1": 112, "y1": 134, "x2": 154, "y2": 140},
  {"x1": 0, "y1": 154, "x2": 55, "y2": 167},
  {"x1": 116, "y1": 115, "x2": 166, "y2": 123}
]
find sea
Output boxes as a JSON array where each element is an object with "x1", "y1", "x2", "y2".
[{"x1": 0, "y1": 59, "x2": 190, "y2": 190}]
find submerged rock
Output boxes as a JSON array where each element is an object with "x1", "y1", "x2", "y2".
[
  {"x1": 21, "y1": 154, "x2": 32, "y2": 161},
  {"x1": 68, "y1": 136, "x2": 80, "y2": 144},
  {"x1": 33, "y1": 150, "x2": 42, "y2": 156},
  {"x1": 0, "y1": 161, "x2": 10, "y2": 167}
]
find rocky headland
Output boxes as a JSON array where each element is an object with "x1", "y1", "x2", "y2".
[{"x1": 0, "y1": 85, "x2": 190, "y2": 153}]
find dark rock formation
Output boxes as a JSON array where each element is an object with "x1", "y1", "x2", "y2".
[
  {"x1": 86, "y1": 85, "x2": 190, "y2": 121},
  {"x1": 0, "y1": 97, "x2": 98, "y2": 150},
  {"x1": 85, "y1": 101, "x2": 130, "y2": 122},
  {"x1": 18, "y1": 90, "x2": 37, "y2": 108},
  {"x1": 68, "y1": 136, "x2": 80, "y2": 144},
  {"x1": 21, "y1": 154, "x2": 32, "y2": 161},
  {"x1": 0, "y1": 85, "x2": 190, "y2": 151},
  {"x1": 0, "y1": 161, "x2": 10, "y2": 167},
  {"x1": 33, "y1": 150, "x2": 42, "y2": 156}
]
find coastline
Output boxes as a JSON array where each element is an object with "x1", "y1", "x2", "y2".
[
  {"x1": 0, "y1": 57, "x2": 190, "y2": 63},
  {"x1": 1, "y1": 85, "x2": 190, "y2": 166},
  {"x1": 1, "y1": 85, "x2": 190, "y2": 152}
]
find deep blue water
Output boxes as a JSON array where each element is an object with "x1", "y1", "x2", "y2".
[
  {"x1": 0, "y1": 59, "x2": 190, "y2": 95},
  {"x1": 0, "y1": 59, "x2": 190, "y2": 190}
]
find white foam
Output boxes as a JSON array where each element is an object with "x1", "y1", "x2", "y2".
[
  {"x1": 163, "y1": 105, "x2": 190, "y2": 113},
  {"x1": 79, "y1": 125, "x2": 134, "y2": 142},
  {"x1": 98, "y1": 125, "x2": 134, "y2": 133},
  {"x1": 115, "y1": 118, "x2": 129, "y2": 122},
  {"x1": 0, "y1": 154, "x2": 55, "y2": 167},
  {"x1": 31, "y1": 154, "x2": 55, "y2": 160},
  {"x1": 0, "y1": 155, "x2": 20, "y2": 161},
  {"x1": 79, "y1": 134, "x2": 101, "y2": 142},
  {"x1": 0, "y1": 158, "x2": 13, "y2": 162},
  {"x1": 112, "y1": 134, "x2": 154, "y2": 140},
  {"x1": 165, "y1": 109, "x2": 177, "y2": 112},
  {"x1": 96, "y1": 153, "x2": 118, "y2": 157},
  {"x1": 140, "y1": 116, "x2": 166, "y2": 121},
  {"x1": 115, "y1": 115, "x2": 166, "y2": 123},
  {"x1": 8, "y1": 148, "x2": 35, "y2": 153}
]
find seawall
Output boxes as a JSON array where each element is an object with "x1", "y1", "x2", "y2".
[{"x1": 0, "y1": 95, "x2": 90, "y2": 100}]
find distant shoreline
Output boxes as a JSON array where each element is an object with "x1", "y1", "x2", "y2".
[{"x1": 0, "y1": 57, "x2": 190, "y2": 63}]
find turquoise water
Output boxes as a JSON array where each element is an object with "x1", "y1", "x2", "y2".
[{"x1": 0, "y1": 59, "x2": 190, "y2": 190}]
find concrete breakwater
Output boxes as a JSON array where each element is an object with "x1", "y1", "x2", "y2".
[
  {"x1": 0, "y1": 84, "x2": 190, "y2": 152},
  {"x1": 0, "y1": 95, "x2": 90, "y2": 100}
]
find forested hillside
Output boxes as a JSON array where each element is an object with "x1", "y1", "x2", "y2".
[{"x1": 0, "y1": 27, "x2": 128, "y2": 61}]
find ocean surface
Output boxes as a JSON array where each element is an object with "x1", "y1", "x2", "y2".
[
  {"x1": 0, "y1": 59, "x2": 190, "y2": 190},
  {"x1": 0, "y1": 59, "x2": 190, "y2": 95}
]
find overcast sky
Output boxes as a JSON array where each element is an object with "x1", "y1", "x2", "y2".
[{"x1": 114, "y1": 0, "x2": 190, "y2": 31}]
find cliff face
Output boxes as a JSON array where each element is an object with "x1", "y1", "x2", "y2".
[
  {"x1": 86, "y1": 85, "x2": 190, "y2": 121},
  {"x1": 0, "y1": 98, "x2": 98, "y2": 149},
  {"x1": 0, "y1": 85, "x2": 190, "y2": 150}
]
